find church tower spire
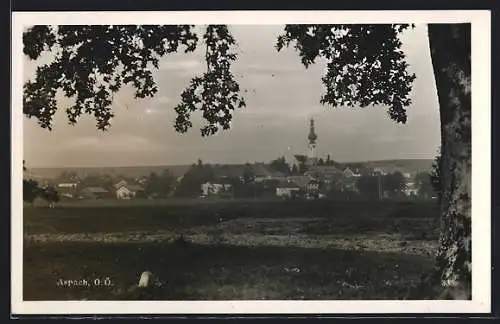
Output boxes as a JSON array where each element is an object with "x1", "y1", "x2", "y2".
[{"x1": 307, "y1": 118, "x2": 317, "y2": 164}]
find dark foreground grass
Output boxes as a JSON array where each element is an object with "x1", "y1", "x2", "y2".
[
  {"x1": 23, "y1": 240, "x2": 435, "y2": 301},
  {"x1": 24, "y1": 200, "x2": 440, "y2": 238},
  {"x1": 22, "y1": 200, "x2": 440, "y2": 300}
]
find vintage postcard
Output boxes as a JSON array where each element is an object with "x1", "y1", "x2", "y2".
[{"x1": 11, "y1": 10, "x2": 491, "y2": 315}]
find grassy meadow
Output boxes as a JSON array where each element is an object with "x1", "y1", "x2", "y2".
[{"x1": 23, "y1": 199, "x2": 442, "y2": 300}]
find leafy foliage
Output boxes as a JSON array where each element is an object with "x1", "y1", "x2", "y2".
[
  {"x1": 356, "y1": 175, "x2": 380, "y2": 199},
  {"x1": 56, "y1": 171, "x2": 79, "y2": 183},
  {"x1": 23, "y1": 25, "x2": 235, "y2": 134},
  {"x1": 174, "y1": 160, "x2": 215, "y2": 198},
  {"x1": 174, "y1": 25, "x2": 246, "y2": 136},
  {"x1": 383, "y1": 171, "x2": 407, "y2": 195},
  {"x1": 242, "y1": 163, "x2": 255, "y2": 185},
  {"x1": 276, "y1": 24, "x2": 416, "y2": 123},
  {"x1": 23, "y1": 160, "x2": 41, "y2": 203},
  {"x1": 356, "y1": 171, "x2": 406, "y2": 199},
  {"x1": 23, "y1": 179, "x2": 40, "y2": 204},
  {"x1": 23, "y1": 24, "x2": 245, "y2": 136},
  {"x1": 268, "y1": 156, "x2": 291, "y2": 175},
  {"x1": 414, "y1": 171, "x2": 436, "y2": 199},
  {"x1": 39, "y1": 185, "x2": 60, "y2": 204},
  {"x1": 429, "y1": 148, "x2": 443, "y2": 202},
  {"x1": 144, "y1": 170, "x2": 176, "y2": 198},
  {"x1": 24, "y1": 24, "x2": 414, "y2": 135}
]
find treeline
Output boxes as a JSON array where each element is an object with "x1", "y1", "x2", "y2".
[
  {"x1": 22, "y1": 152, "x2": 443, "y2": 204},
  {"x1": 23, "y1": 161, "x2": 60, "y2": 207},
  {"x1": 334, "y1": 171, "x2": 437, "y2": 200}
]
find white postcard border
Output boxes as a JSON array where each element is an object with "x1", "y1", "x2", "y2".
[{"x1": 11, "y1": 10, "x2": 492, "y2": 315}]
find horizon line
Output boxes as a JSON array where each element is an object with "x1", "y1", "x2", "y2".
[{"x1": 25, "y1": 157, "x2": 434, "y2": 169}]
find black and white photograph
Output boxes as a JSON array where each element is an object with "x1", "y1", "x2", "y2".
[{"x1": 11, "y1": 10, "x2": 491, "y2": 315}]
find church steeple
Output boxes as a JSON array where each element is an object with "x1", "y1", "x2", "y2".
[
  {"x1": 308, "y1": 118, "x2": 317, "y2": 144},
  {"x1": 307, "y1": 118, "x2": 317, "y2": 163}
]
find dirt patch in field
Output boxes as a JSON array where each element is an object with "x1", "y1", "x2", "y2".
[
  {"x1": 24, "y1": 230, "x2": 437, "y2": 256},
  {"x1": 212, "y1": 217, "x2": 439, "y2": 239},
  {"x1": 24, "y1": 215, "x2": 438, "y2": 256}
]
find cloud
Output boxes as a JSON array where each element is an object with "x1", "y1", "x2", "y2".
[{"x1": 23, "y1": 25, "x2": 441, "y2": 167}]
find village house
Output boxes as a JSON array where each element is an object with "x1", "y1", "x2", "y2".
[
  {"x1": 305, "y1": 179, "x2": 321, "y2": 199},
  {"x1": 200, "y1": 181, "x2": 233, "y2": 197},
  {"x1": 343, "y1": 167, "x2": 361, "y2": 178},
  {"x1": 253, "y1": 170, "x2": 286, "y2": 183},
  {"x1": 116, "y1": 184, "x2": 144, "y2": 199},
  {"x1": 306, "y1": 165, "x2": 342, "y2": 178},
  {"x1": 135, "y1": 176, "x2": 149, "y2": 186},
  {"x1": 404, "y1": 181, "x2": 419, "y2": 198},
  {"x1": 57, "y1": 182, "x2": 78, "y2": 189},
  {"x1": 321, "y1": 167, "x2": 361, "y2": 193},
  {"x1": 306, "y1": 179, "x2": 320, "y2": 191},
  {"x1": 276, "y1": 181, "x2": 301, "y2": 199},
  {"x1": 371, "y1": 167, "x2": 387, "y2": 176},
  {"x1": 335, "y1": 176, "x2": 359, "y2": 192},
  {"x1": 285, "y1": 175, "x2": 310, "y2": 188},
  {"x1": 276, "y1": 176, "x2": 324, "y2": 200}
]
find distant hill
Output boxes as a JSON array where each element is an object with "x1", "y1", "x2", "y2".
[
  {"x1": 26, "y1": 165, "x2": 192, "y2": 180},
  {"x1": 345, "y1": 159, "x2": 434, "y2": 175},
  {"x1": 26, "y1": 159, "x2": 434, "y2": 181},
  {"x1": 27, "y1": 163, "x2": 281, "y2": 181}
]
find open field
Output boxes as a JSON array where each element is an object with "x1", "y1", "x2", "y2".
[{"x1": 22, "y1": 200, "x2": 441, "y2": 300}]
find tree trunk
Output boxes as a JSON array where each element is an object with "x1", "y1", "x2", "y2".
[{"x1": 427, "y1": 24, "x2": 471, "y2": 299}]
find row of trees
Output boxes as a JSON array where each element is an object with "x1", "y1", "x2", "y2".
[
  {"x1": 266, "y1": 155, "x2": 346, "y2": 176},
  {"x1": 173, "y1": 160, "x2": 282, "y2": 198},
  {"x1": 329, "y1": 169, "x2": 439, "y2": 200},
  {"x1": 55, "y1": 171, "x2": 138, "y2": 189},
  {"x1": 356, "y1": 171, "x2": 406, "y2": 199},
  {"x1": 174, "y1": 160, "x2": 215, "y2": 198},
  {"x1": 140, "y1": 170, "x2": 176, "y2": 198},
  {"x1": 25, "y1": 157, "x2": 442, "y2": 203}
]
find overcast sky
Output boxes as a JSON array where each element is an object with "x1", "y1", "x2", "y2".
[{"x1": 23, "y1": 24, "x2": 441, "y2": 167}]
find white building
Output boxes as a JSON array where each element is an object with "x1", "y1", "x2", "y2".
[
  {"x1": 371, "y1": 167, "x2": 387, "y2": 176},
  {"x1": 201, "y1": 182, "x2": 232, "y2": 197},
  {"x1": 404, "y1": 181, "x2": 419, "y2": 197},
  {"x1": 343, "y1": 167, "x2": 361, "y2": 178},
  {"x1": 116, "y1": 186, "x2": 133, "y2": 199},
  {"x1": 116, "y1": 184, "x2": 143, "y2": 199},
  {"x1": 57, "y1": 182, "x2": 78, "y2": 189},
  {"x1": 276, "y1": 183, "x2": 301, "y2": 198}
]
